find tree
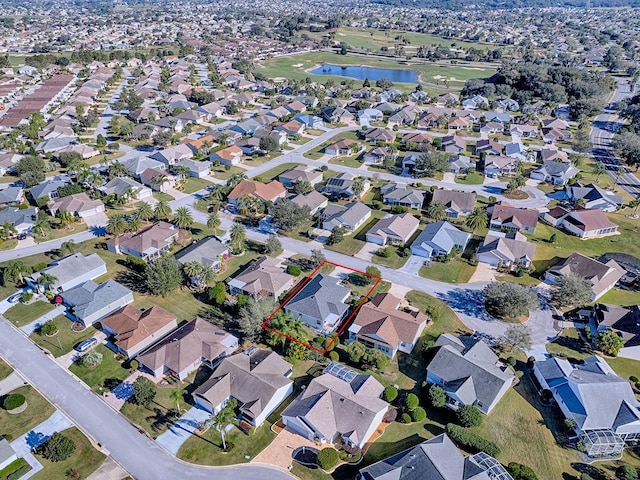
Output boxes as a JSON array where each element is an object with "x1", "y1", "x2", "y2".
[
  {"x1": 616, "y1": 465, "x2": 638, "y2": 480},
  {"x1": 484, "y1": 281, "x2": 539, "y2": 319},
  {"x1": 326, "y1": 226, "x2": 346, "y2": 245},
  {"x1": 107, "y1": 214, "x2": 128, "y2": 236},
  {"x1": 317, "y1": 448, "x2": 339, "y2": 470},
  {"x1": 183, "y1": 261, "x2": 214, "y2": 290},
  {"x1": 81, "y1": 351, "x2": 103, "y2": 369},
  {"x1": 173, "y1": 206, "x2": 194, "y2": 230},
  {"x1": 628, "y1": 196, "x2": 640, "y2": 218},
  {"x1": 2, "y1": 260, "x2": 32, "y2": 286},
  {"x1": 154, "y1": 200, "x2": 172, "y2": 220},
  {"x1": 127, "y1": 215, "x2": 142, "y2": 233},
  {"x1": 616, "y1": 167, "x2": 627, "y2": 186},
  {"x1": 145, "y1": 255, "x2": 183, "y2": 296},
  {"x1": 294, "y1": 181, "x2": 313, "y2": 195},
  {"x1": 551, "y1": 274, "x2": 593, "y2": 308},
  {"x1": 429, "y1": 385, "x2": 446, "y2": 408},
  {"x1": 352, "y1": 180, "x2": 365, "y2": 198},
  {"x1": 264, "y1": 235, "x2": 281, "y2": 255},
  {"x1": 96, "y1": 134, "x2": 107, "y2": 151},
  {"x1": 271, "y1": 200, "x2": 311, "y2": 232},
  {"x1": 211, "y1": 398, "x2": 237, "y2": 451},
  {"x1": 507, "y1": 175, "x2": 526, "y2": 192},
  {"x1": 593, "y1": 162, "x2": 607, "y2": 183},
  {"x1": 413, "y1": 151, "x2": 449, "y2": 177},
  {"x1": 0, "y1": 221, "x2": 17, "y2": 240},
  {"x1": 383, "y1": 386, "x2": 398, "y2": 402},
  {"x1": 108, "y1": 161, "x2": 128, "y2": 179},
  {"x1": 465, "y1": 207, "x2": 488, "y2": 232},
  {"x1": 508, "y1": 463, "x2": 539, "y2": 480},
  {"x1": 287, "y1": 264, "x2": 302, "y2": 277},
  {"x1": 229, "y1": 222, "x2": 246, "y2": 254},
  {"x1": 130, "y1": 376, "x2": 157, "y2": 406},
  {"x1": 16, "y1": 155, "x2": 45, "y2": 186},
  {"x1": 136, "y1": 202, "x2": 154, "y2": 221},
  {"x1": 60, "y1": 240, "x2": 77, "y2": 257},
  {"x1": 411, "y1": 406, "x2": 426, "y2": 422},
  {"x1": 40, "y1": 320, "x2": 58, "y2": 336},
  {"x1": 238, "y1": 296, "x2": 277, "y2": 341},
  {"x1": 207, "y1": 282, "x2": 227, "y2": 306},
  {"x1": 259, "y1": 135, "x2": 279, "y2": 153},
  {"x1": 596, "y1": 330, "x2": 624, "y2": 356},
  {"x1": 57, "y1": 210, "x2": 75, "y2": 229},
  {"x1": 310, "y1": 250, "x2": 325, "y2": 269},
  {"x1": 405, "y1": 393, "x2": 419, "y2": 410},
  {"x1": 169, "y1": 389, "x2": 184, "y2": 413},
  {"x1": 37, "y1": 273, "x2": 58, "y2": 292},
  {"x1": 40, "y1": 432, "x2": 76, "y2": 462},
  {"x1": 502, "y1": 324, "x2": 533, "y2": 351},
  {"x1": 366, "y1": 265, "x2": 381, "y2": 279},
  {"x1": 347, "y1": 341, "x2": 367, "y2": 363},
  {"x1": 457, "y1": 405, "x2": 483, "y2": 427},
  {"x1": 427, "y1": 200, "x2": 446, "y2": 221},
  {"x1": 207, "y1": 211, "x2": 221, "y2": 235}
]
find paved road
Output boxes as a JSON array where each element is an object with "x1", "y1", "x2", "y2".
[
  {"x1": 94, "y1": 70, "x2": 130, "y2": 140},
  {"x1": 0, "y1": 228, "x2": 101, "y2": 264},
  {"x1": 0, "y1": 319, "x2": 294, "y2": 480},
  {"x1": 590, "y1": 77, "x2": 640, "y2": 196}
]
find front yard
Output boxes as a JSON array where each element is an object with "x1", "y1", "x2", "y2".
[
  {"x1": 0, "y1": 358, "x2": 12, "y2": 381},
  {"x1": 371, "y1": 247, "x2": 409, "y2": 269},
  {"x1": 325, "y1": 211, "x2": 386, "y2": 256},
  {"x1": 4, "y1": 301, "x2": 56, "y2": 327},
  {"x1": 181, "y1": 177, "x2": 213, "y2": 194},
  {"x1": 0, "y1": 385, "x2": 56, "y2": 440},
  {"x1": 69, "y1": 345, "x2": 131, "y2": 394},
  {"x1": 419, "y1": 258, "x2": 476, "y2": 284},
  {"x1": 30, "y1": 316, "x2": 98, "y2": 357}
]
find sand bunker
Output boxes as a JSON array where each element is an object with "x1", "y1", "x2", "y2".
[{"x1": 292, "y1": 63, "x2": 304, "y2": 68}]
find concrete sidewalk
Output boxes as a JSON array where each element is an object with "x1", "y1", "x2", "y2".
[
  {"x1": 19, "y1": 305, "x2": 67, "y2": 335},
  {"x1": 0, "y1": 372, "x2": 27, "y2": 396},
  {"x1": 155, "y1": 406, "x2": 210, "y2": 455}
]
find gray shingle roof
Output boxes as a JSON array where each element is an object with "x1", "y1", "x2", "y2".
[
  {"x1": 411, "y1": 221, "x2": 470, "y2": 257},
  {"x1": 174, "y1": 236, "x2": 228, "y2": 267},
  {"x1": 285, "y1": 274, "x2": 350, "y2": 325},
  {"x1": 62, "y1": 280, "x2": 132, "y2": 321}
]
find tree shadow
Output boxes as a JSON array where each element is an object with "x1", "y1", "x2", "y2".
[
  {"x1": 114, "y1": 270, "x2": 148, "y2": 294},
  {"x1": 436, "y1": 287, "x2": 495, "y2": 322},
  {"x1": 570, "y1": 462, "x2": 609, "y2": 480},
  {"x1": 145, "y1": 407, "x2": 179, "y2": 433}
]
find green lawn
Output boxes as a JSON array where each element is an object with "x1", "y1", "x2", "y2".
[
  {"x1": 405, "y1": 290, "x2": 471, "y2": 340},
  {"x1": 0, "y1": 385, "x2": 56, "y2": 440},
  {"x1": 30, "y1": 316, "x2": 98, "y2": 357},
  {"x1": 133, "y1": 287, "x2": 211, "y2": 324},
  {"x1": 182, "y1": 177, "x2": 213, "y2": 194},
  {"x1": 69, "y1": 345, "x2": 131, "y2": 394},
  {"x1": 253, "y1": 162, "x2": 302, "y2": 181},
  {"x1": 325, "y1": 210, "x2": 386, "y2": 256},
  {"x1": 153, "y1": 192, "x2": 174, "y2": 203},
  {"x1": 0, "y1": 358, "x2": 12, "y2": 381},
  {"x1": 607, "y1": 356, "x2": 640, "y2": 384},
  {"x1": 4, "y1": 301, "x2": 56, "y2": 327},
  {"x1": 546, "y1": 328, "x2": 592, "y2": 362},
  {"x1": 328, "y1": 153, "x2": 365, "y2": 169},
  {"x1": 598, "y1": 287, "x2": 640, "y2": 306},
  {"x1": 209, "y1": 165, "x2": 246, "y2": 182},
  {"x1": 454, "y1": 171, "x2": 484, "y2": 185},
  {"x1": 371, "y1": 247, "x2": 410, "y2": 269},
  {"x1": 31, "y1": 427, "x2": 105, "y2": 480},
  {"x1": 213, "y1": 250, "x2": 261, "y2": 283},
  {"x1": 419, "y1": 258, "x2": 476, "y2": 284}
]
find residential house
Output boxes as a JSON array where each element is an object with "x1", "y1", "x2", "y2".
[
  {"x1": 293, "y1": 113, "x2": 324, "y2": 129},
  {"x1": 566, "y1": 184, "x2": 623, "y2": 212},
  {"x1": 363, "y1": 127, "x2": 395, "y2": 143},
  {"x1": 106, "y1": 222, "x2": 179, "y2": 261},
  {"x1": 557, "y1": 208, "x2": 619, "y2": 239},
  {"x1": 498, "y1": 98, "x2": 519, "y2": 112},
  {"x1": 592, "y1": 304, "x2": 640, "y2": 360},
  {"x1": 276, "y1": 119, "x2": 305, "y2": 137},
  {"x1": 284, "y1": 274, "x2": 350, "y2": 333},
  {"x1": 48, "y1": 193, "x2": 105, "y2": 220},
  {"x1": 509, "y1": 124, "x2": 539, "y2": 139},
  {"x1": 380, "y1": 183, "x2": 425, "y2": 210},
  {"x1": 175, "y1": 236, "x2": 229, "y2": 272},
  {"x1": 388, "y1": 106, "x2": 419, "y2": 127},
  {"x1": 228, "y1": 256, "x2": 294, "y2": 298},
  {"x1": 449, "y1": 116, "x2": 474, "y2": 131},
  {"x1": 358, "y1": 108, "x2": 384, "y2": 124},
  {"x1": 236, "y1": 137, "x2": 261, "y2": 155},
  {"x1": 282, "y1": 363, "x2": 389, "y2": 449},
  {"x1": 484, "y1": 112, "x2": 511, "y2": 124},
  {"x1": 291, "y1": 190, "x2": 328, "y2": 215},
  {"x1": 197, "y1": 102, "x2": 224, "y2": 120},
  {"x1": 439, "y1": 93, "x2": 459, "y2": 106},
  {"x1": 175, "y1": 159, "x2": 212, "y2": 178},
  {"x1": 504, "y1": 142, "x2": 530, "y2": 162},
  {"x1": 426, "y1": 334, "x2": 515, "y2": 414},
  {"x1": 0, "y1": 207, "x2": 37, "y2": 236},
  {"x1": 322, "y1": 173, "x2": 370, "y2": 200},
  {"x1": 322, "y1": 106, "x2": 354, "y2": 124},
  {"x1": 462, "y1": 95, "x2": 488, "y2": 110},
  {"x1": 193, "y1": 348, "x2": 293, "y2": 427},
  {"x1": 431, "y1": 189, "x2": 475, "y2": 219},
  {"x1": 410, "y1": 221, "x2": 471, "y2": 259},
  {"x1": 29, "y1": 175, "x2": 72, "y2": 203},
  {"x1": 545, "y1": 252, "x2": 625, "y2": 301},
  {"x1": 227, "y1": 180, "x2": 287, "y2": 206},
  {"x1": 62, "y1": 280, "x2": 134, "y2": 326},
  {"x1": 348, "y1": 293, "x2": 428, "y2": 358},
  {"x1": 530, "y1": 161, "x2": 578, "y2": 185},
  {"x1": 181, "y1": 135, "x2": 216, "y2": 156},
  {"x1": 365, "y1": 213, "x2": 420, "y2": 246},
  {"x1": 477, "y1": 231, "x2": 536, "y2": 269},
  {"x1": 151, "y1": 144, "x2": 193, "y2": 165},
  {"x1": 278, "y1": 166, "x2": 322, "y2": 188},
  {"x1": 360, "y1": 434, "x2": 511, "y2": 480},
  {"x1": 325, "y1": 138, "x2": 361, "y2": 156},
  {"x1": 100, "y1": 305, "x2": 178, "y2": 358},
  {"x1": 28, "y1": 253, "x2": 107, "y2": 293},
  {"x1": 534, "y1": 355, "x2": 640, "y2": 456},
  {"x1": 121, "y1": 156, "x2": 166, "y2": 177},
  {"x1": 401, "y1": 132, "x2": 432, "y2": 150},
  {"x1": 483, "y1": 155, "x2": 519, "y2": 178},
  {"x1": 151, "y1": 116, "x2": 183, "y2": 133},
  {"x1": 479, "y1": 121, "x2": 503, "y2": 135},
  {"x1": 320, "y1": 201, "x2": 372, "y2": 232},
  {"x1": 488, "y1": 202, "x2": 538, "y2": 234},
  {"x1": 209, "y1": 145, "x2": 244, "y2": 166},
  {"x1": 449, "y1": 154, "x2": 474, "y2": 174},
  {"x1": 363, "y1": 146, "x2": 397, "y2": 165},
  {"x1": 0, "y1": 437, "x2": 18, "y2": 473},
  {"x1": 0, "y1": 185, "x2": 22, "y2": 207},
  {"x1": 441, "y1": 136, "x2": 466, "y2": 154},
  {"x1": 475, "y1": 139, "x2": 502, "y2": 156},
  {"x1": 137, "y1": 318, "x2": 238, "y2": 380},
  {"x1": 100, "y1": 177, "x2": 153, "y2": 201},
  {"x1": 139, "y1": 168, "x2": 176, "y2": 192},
  {"x1": 540, "y1": 147, "x2": 569, "y2": 163}
]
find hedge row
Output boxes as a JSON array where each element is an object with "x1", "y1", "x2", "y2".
[{"x1": 445, "y1": 423, "x2": 501, "y2": 457}]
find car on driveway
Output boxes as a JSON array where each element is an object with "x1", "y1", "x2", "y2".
[
  {"x1": 75, "y1": 337, "x2": 98, "y2": 353},
  {"x1": 7, "y1": 293, "x2": 22, "y2": 304}
]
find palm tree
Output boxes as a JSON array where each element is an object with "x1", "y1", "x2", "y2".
[
  {"x1": 108, "y1": 161, "x2": 128, "y2": 179},
  {"x1": 352, "y1": 180, "x2": 365, "y2": 198},
  {"x1": 107, "y1": 214, "x2": 128, "y2": 236},
  {"x1": 123, "y1": 187, "x2": 138, "y2": 205},
  {"x1": 37, "y1": 273, "x2": 58, "y2": 292},
  {"x1": 426, "y1": 200, "x2": 446, "y2": 221},
  {"x1": 127, "y1": 215, "x2": 142, "y2": 232},
  {"x1": 229, "y1": 222, "x2": 246, "y2": 254},
  {"x1": 465, "y1": 207, "x2": 488, "y2": 232},
  {"x1": 154, "y1": 200, "x2": 172, "y2": 220},
  {"x1": 173, "y1": 206, "x2": 194, "y2": 230},
  {"x1": 3, "y1": 260, "x2": 31, "y2": 286},
  {"x1": 628, "y1": 196, "x2": 640, "y2": 218},
  {"x1": 169, "y1": 389, "x2": 184, "y2": 413},
  {"x1": 136, "y1": 202, "x2": 154, "y2": 221},
  {"x1": 207, "y1": 211, "x2": 222, "y2": 235},
  {"x1": 226, "y1": 173, "x2": 247, "y2": 189},
  {"x1": 174, "y1": 165, "x2": 189, "y2": 188},
  {"x1": 0, "y1": 221, "x2": 17, "y2": 240},
  {"x1": 593, "y1": 162, "x2": 607, "y2": 183},
  {"x1": 60, "y1": 240, "x2": 77, "y2": 257},
  {"x1": 210, "y1": 399, "x2": 237, "y2": 451},
  {"x1": 616, "y1": 167, "x2": 626, "y2": 186},
  {"x1": 183, "y1": 260, "x2": 203, "y2": 282},
  {"x1": 152, "y1": 173, "x2": 168, "y2": 190},
  {"x1": 57, "y1": 210, "x2": 75, "y2": 230},
  {"x1": 34, "y1": 217, "x2": 51, "y2": 238}
]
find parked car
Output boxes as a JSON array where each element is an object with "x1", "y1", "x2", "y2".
[
  {"x1": 7, "y1": 293, "x2": 22, "y2": 304},
  {"x1": 75, "y1": 337, "x2": 98, "y2": 353}
]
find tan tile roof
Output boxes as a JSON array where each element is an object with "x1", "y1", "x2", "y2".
[
  {"x1": 106, "y1": 221, "x2": 177, "y2": 255},
  {"x1": 49, "y1": 193, "x2": 103, "y2": 214},
  {"x1": 101, "y1": 305, "x2": 177, "y2": 351},
  {"x1": 228, "y1": 179, "x2": 286, "y2": 202}
]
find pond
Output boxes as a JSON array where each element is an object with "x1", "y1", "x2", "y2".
[{"x1": 309, "y1": 64, "x2": 419, "y2": 83}]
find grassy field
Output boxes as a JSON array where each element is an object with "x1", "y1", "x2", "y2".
[
  {"x1": 325, "y1": 210, "x2": 386, "y2": 256},
  {"x1": 133, "y1": 287, "x2": 211, "y2": 324},
  {"x1": 419, "y1": 258, "x2": 476, "y2": 284},
  {"x1": 546, "y1": 327, "x2": 592, "y2": 362},
  {"x1": 31, "y1": 427, "x2": 105, "y2": 480},
  {"x1": 30, "y1": 316, "x2": 98, "y2": 357},
  {"x1": 0, "y1": 358, "x2": 12, "y2": 381},
  {"x1": 598, "y1": 287, "x2": 640, "y2": 306},
  {"x1": 182, "y1": 177, "x2": 213, "y2": 194},
  {"x1": 371, "y1": 247, "x2": 410, "y2": 269},
  {"x1": 455, "y1": 171, "x2": 484, "y2": 185},
  {"x1": 69, "y1": 345, "x2": 131, "y2": 394},
  {"x1": 0, "y1": 385, "x2": 56, "y2": 440},
  {"x1": 4, "y1": 301, "x2": 56, "y2": 327},
  {"x1": 209, "y1": 165, "x2": 246, "y2": 182},
  {"x1": 405, "y1": 290, "x2": 471, "y2": 340},
  {"x1": 329, "y1": 152, "x2": 365, "y2": 169},
  {"x1": 257, "y1": 52, "x2": 496, "y2": 88}
]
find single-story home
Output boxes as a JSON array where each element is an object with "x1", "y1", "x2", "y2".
[
  {"x1": 0, "y1": 207, "x2": 37, "y2": 236},
  {"x1": 530, "y1": 161, "x2": 579, "y2": 185},
  {"x1": 48, "y1": 193, "x2": 105, "y2": 219},
  {"x1": 106, "y1": 221, "x2": 179, "y2": 261},
  {"x1": 228, "y1": 256, "x2": 294, "y2": 298},
  {"x1": 209, "y1": 145, "x2": 243, "y2": 166},
  {"x1": 380, "y1": 183, "x2": 425, "y2": 210},
  {"x1": 431, "y1": 189, "x2": 475, "y2": 219},
  {"x1": 477, "y1": 231, "x2": 536, "y2": 269},
  {"x1": 290, "y1": 190, "x2": 328, "y2": 215},
  {"x1": 488, "y1": 202, "x2": 538, "y2": 234},
  {"x1": 99, "y1": 177, "x2": 153, "y2": 201},
  {"x1": 320, "y1": 201, "x2": 372, "y2": 232},
  {"x1": 174, "y1": 159, "x2": 212, "y2": 178},
  {"x1": 365, "y1": 213, "x2": 420, "y2": 246},
  {"x1": 410, "y1": 221, "x2": 470, "y2": 259},
  {"x1": 592, "y1": 304, "x2": 640, "y2": 360},
  {"x1": 28, "y1": 253, "x2": 107, "y2": 293},
  {"x1": 62, "y1": 280, "x2": 134, "y2": 326},
  {"x1": 228, "y1": 180, "x2": 287, "y2": 206},
  {"x1": 278, "y1": 166, "x2": 322, "y2": 188},
  {"x1": 566, "y1": 184, "x2": 623, "y2": 212},
  {"x1": 175, "y1": 236, "x2": 229, "y2": 271}
]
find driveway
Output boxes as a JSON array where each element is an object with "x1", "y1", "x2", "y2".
[
  {"x1": 399, "y1": 255, "x2": 423, "y2": 276},
  {"x1": 86, "y1": 457, "x2": 129, "y2": 480},
  {"x1": 102, "y1": 370, "x2": 154, "y2": 411},
  {"x1": 155, "y1": 406, "x2": 211, "y2": 455},
  {"x1": 0, "y1": 371, "x2": 27, "y2": 395},
  {"x1": 467, "y1": 262, "x2": 496, "y2": 283},
  {"x1": 11, "y1": 410, "x2": 73, "y2": 457},
  {"x1": 252, "y1": 427, "x2": 318, "y2": 470}
]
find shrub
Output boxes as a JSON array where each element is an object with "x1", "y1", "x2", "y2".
[
  {"x1": 383, "y1": 408, "x2": 397, "y2": 423},
  {"x1": 527, "y1": 356, "x2": 536, "y2": 368},
  {"x1": 383, "y1": 386, "x2": 398, "y2": 403},
  {"x1": 21, "y1": 292, "x2": 33, "y2": 302},
  {"x1": 129, "y1": 359, "x2": 139, "y2": 370},
  {"x1": 428, "y1": 385, "x2": 446, "y2": 408},
  {"x1": 636, "y1": 382, "x2": 640, "y2": 391},
  {"x1": 328, "y1": 351, "x2": 339, "y2": 362},
  {"x1": 506, "y1": 356, "x2": 517, "y2": 366},
  {"x1": 287, "y1": 264, "x2": 301, "y2": 276},
  {"x1": 125, "y1": 255, "x2": 147, "y2": 273},
  {"x1": 631, "y1": 376, "x2": 639, "y2": 383},
  {"x1": 33, "y1": 262, "x2": 48, "y2": 272},
  {"x1": 130, "y1": 376, "x2": 157, "y2": 406},
  {"x1": 3, "y1": 394, "x2": 25, "y2": 410},
  {"x1": 596, "y1": 329, "x2": 624, "y2": 356},
  {"x1": 81, "y1": 351, "x2": 103, "y2": 369},
  {"x1": 616, "y1": 465, "x2": 639, "y2": 480},
  {"x1": 445, "y1": 424, "x2": 501, "y2": 457},
  {"x1": 40, "y1": 320, "x2": 58, "y2": 336},
  {"x1": 457, "y1": 405, "x2": 483, "y2": 427},
  {"x1": 507, "y1": 462, "x2": 539, "y2": 480},
  {"x1": 317, "y1": 447, "x2": 339, "y2": 470},
  {"x1": 405, "y1": 393, "x2": 419, "y2": 410},
  {"x1": 401, "y1": 413, "x2": 412, "y2": 424},
  {"x1": 411, "y1": 406, "x2": 426, "y2": 422},
  {"x1": 7, "y1": 464, "x2": 30, "y2": 480},
  {"x1": 40, "y1": 432, "x2": 76, "y2": 462}
]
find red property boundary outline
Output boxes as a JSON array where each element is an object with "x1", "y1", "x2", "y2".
[{"x1": 261, "y1": 260, "x2": 381, "y2": 354}]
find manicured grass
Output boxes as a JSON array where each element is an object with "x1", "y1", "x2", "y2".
[
  {"x1": 546, "y1": 327, "x2": 592, "y2": 362},
  {"x1": 371, "y1": 247, "x2": 409, "y2": 269},
  {"x1": 253, "y1": 162, "x2": 302, "y2": 181},
  {"x1": 606, "y1": 356, "x2": 640, "y2": 384},
  {"x1": 182, "y1": 177, "x2": 213, "y2": 194},
  {"x1": 494, "y1": 273, "x2": 541, "y2": 286},
  {"x1": 213, "y1": 250, "x2": 261, "y2": 283},
  {"x1": 69, "y1": 345, "x2": 131, "y2": 394},
  {"x1": 177, "y1": 421, "x2": 276, "y2": 465},
  {"x1": 0, "y1": 358, "x2": 11, "y2": 381},
  {"x1": 328, "y1": 153, "x2": 365, "y2": 169},
  {"x1": 209, "y1": 165, "x2": 246, "y2": 181},
  {"x1": 31, "y1": 427, "x2": 105, "y2": 480},
  {"x1": 34, "y1": 222, "x2": 88, "y2": 243},
  {"x1": 0, "y1": 385, "x2": 56, "y2": 440},
  {"x1": 325, "y1": 210, "x2": 386, "y2": 256},
  {"x1": 4, "y1": 301, "x2": 56, "y2": 327},
  {"x1": 30, "y1": 316, "x2": 98, "y2": 357},
  {"x1": 133, "y1": 287, "x2": 211, "y2": 324},
  {"x1": 454, "y1": 171, "x2": 484, "y2": 185},
  {"x1": 153, "y1": 191, "x2": 174, "y2": 202},
  {"x1": 303, "y1": 131, "x2": 359, "y2": 160},
  {"x1": 405, "y1": 290, "x2": 471, "y2": 339},
  {"x1": 0, "y1": 239, "x2": 18, "y2": 251},
  {"x1": 598, "y1": 287, "x2": 640, "y2": 306},
  {"x1": 419, "y1": 258, "x2": 476, "y2": 284}
]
